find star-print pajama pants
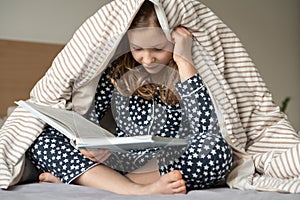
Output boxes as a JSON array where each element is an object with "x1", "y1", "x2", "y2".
[{"x1": 26, "y1": 73, "x2": 232, "y2": 191}]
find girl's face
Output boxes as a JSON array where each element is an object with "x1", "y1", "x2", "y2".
[{"x1": 127, "y1": 27, "x2": 174, "y2": 74}]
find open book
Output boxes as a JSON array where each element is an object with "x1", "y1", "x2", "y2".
[{"x1": 16, "y1": 100, "x2": 187, "y2": 152}]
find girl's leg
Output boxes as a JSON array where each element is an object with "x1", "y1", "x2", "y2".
[
  {"x1": 39, "y1": 165, "x2": 185, "y2": 194},
  {"x1": 28, "y1": 126, "x2": 186, "y2": 195},
  {"x1": 158, "y1": 132, "x2": 232, "y2": 191}
]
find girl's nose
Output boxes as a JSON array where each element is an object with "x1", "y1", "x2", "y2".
[{"x1": 142, "y1": 51, "x2": 155, "y2": 65}]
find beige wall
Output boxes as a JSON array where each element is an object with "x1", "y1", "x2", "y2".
[
  {"x1": 0, "y1": 0, "x2": 299, "y2": 130},
  {"x1": 0, "y1": 0, "x2": 110, "y2": 43},
  {"x1": 201, "y1": 0, "x2": 300, "y2": 130}
]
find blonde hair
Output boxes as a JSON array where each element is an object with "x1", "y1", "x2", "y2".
[{"x1": 109, "y1": 1, "x2": 180, "y2": 105}]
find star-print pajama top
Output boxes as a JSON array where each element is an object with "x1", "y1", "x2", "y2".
[{"x1": 27, "y1": 67, "x2": 232, "y2": 191}]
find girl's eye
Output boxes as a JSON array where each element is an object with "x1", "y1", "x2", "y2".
[
  {"x1": 132, "y1": 48, "x2": 142, "y2": 51},
  {"x1": 131, "y1": 47, "x2": 163, "y2": 52}
]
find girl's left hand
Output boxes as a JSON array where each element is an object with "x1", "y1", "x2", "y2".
[{"x1": 171, "y1": 26, "x2": 193, "y2": 65}]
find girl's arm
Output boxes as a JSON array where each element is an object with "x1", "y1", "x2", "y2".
[
  {"x1": 172, "y1": 27, "x2": 220, "y2": 134},
  {"x1": 176, "y1": 74, "x2": 220, "y2": 135},
  {"x1": 86, "y1": 67, "x2": 115, "y2": 124}
]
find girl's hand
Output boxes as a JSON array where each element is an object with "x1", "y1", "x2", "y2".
[
  {"x1": 80, "y1": 149, "x2": 111, "y2": 163},
  {"x1": 171, "y1": 26, "x2": 193, "y2": 66},
  {"x1": 171, "y1": 27, "x2": 197, "y2": 82}
]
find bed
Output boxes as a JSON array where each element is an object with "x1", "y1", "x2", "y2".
[
  {"x1": 0, "y1": 182, "x2": 299, "y2": 200},
  {"x1": 0, "y1": 39, "x2": 299, "y2": 199}
]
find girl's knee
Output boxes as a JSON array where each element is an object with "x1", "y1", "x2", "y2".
[{"x1": 180, "y1": 134, "x2": 232, "y2": 189}]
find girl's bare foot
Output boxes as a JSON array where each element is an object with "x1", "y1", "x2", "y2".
[
  {"x1": 141, "y1": 170, "x2": 186, "y2": 194},
  {"x1": 39, "y1": 172, "x2": 62, "y2": 184}
]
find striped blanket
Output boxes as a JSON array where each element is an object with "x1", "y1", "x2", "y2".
[{"x1": 0, "y1": 0, "x2": 299, "y2": 192}]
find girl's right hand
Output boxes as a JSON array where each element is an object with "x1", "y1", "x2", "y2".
[{"x1": 79, "y1": 149, "x2": 111, "y2": 163}]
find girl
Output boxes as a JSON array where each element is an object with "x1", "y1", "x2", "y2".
[{"x1": 26, "y1": 1, "x2": 232, "y2": 195}]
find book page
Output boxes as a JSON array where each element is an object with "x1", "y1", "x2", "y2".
[
  {"x1": 16, "y1": 101, "x2": 114, "y2": 140},
  {"x1": 17, "y1": 101, "x2": 188, "y2": 151}
]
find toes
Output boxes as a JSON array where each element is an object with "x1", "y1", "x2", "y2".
[
  {"x1": 148, "y1": 170, "x2": 186, "y2": 195},
  {"x1": 164, "y1": 170, "x2": 182, "y2": 182},
  {"x1": 170, "y1": 179, "x2": 184, "y2": 188},
  {"x1": 39, "y1": 173, "x2": 46, "y2": 182},
  {"x1": 39, "y1": 172, "x2": 61, "y2": 183},
  {"x1": 173, "y1": 185, "x2": 187, "y2": 194},
  {"x1": 168, "y1": 176, "x2": 186, "y2": 194},
  {"x1": 39, "y1": 172, "x2": 51, "y2": 182},
  {"x1": 172, "y1": 170, "x2": 182, "y2": 179}
]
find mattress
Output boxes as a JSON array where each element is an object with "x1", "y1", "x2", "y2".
[{"x1": 1, "y1": 182, "x2": 299, "y2": 200}]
